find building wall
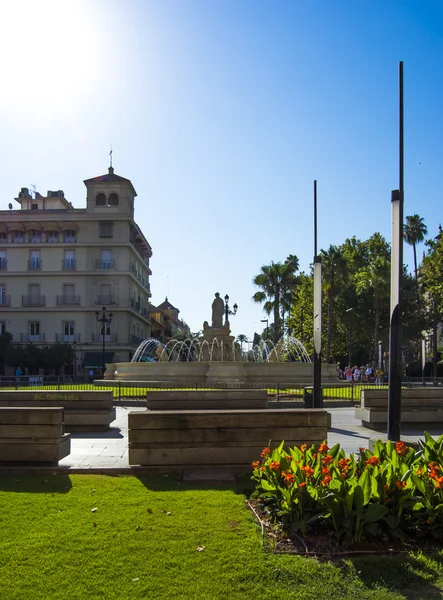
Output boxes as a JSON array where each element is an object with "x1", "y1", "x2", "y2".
[{"x1": 0, "y1": 169, "x2": 152, "y2": 374}]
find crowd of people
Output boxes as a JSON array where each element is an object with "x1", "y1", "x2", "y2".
[{"x1": 337, "y1": 364, "x2": 384, "y2": 384}]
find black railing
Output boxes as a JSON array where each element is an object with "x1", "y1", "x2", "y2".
[
  {"x1": 56, "y1": 295, "x2": 80, "y2": 305},
  {"x1": 22, "y1": 295, "x2": 45, "y2": 306},
  {"x1": 62, "y1": 259, "x2": 76, "y2": 270},
  {"x1": 0, "y1": 295, "x2": 11, "y2": 307},
  {"x1": 27, "y1": 259, "x2": 41, "y2": 270},
  {"x1": 95, "y1": 259, "x2": 116, "y2": 270}
]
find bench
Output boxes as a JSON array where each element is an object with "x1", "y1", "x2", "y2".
[
  {"x1": 0, "y1": 407, "x2": 70, "y2": 463},
  {"x1": 355, "y1": 388, "x2": 443, "y2": 430},
  {"x1": 129, "y1": 408, "x2": 328, "y2": 467},
  {"x1": 0, "y1": 390, "x2": 116, "y2": 431}
]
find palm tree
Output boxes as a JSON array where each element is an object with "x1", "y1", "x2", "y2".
[
  {"x1": 404, "y1": 214, "x2": 428, "y2": 295},
  {"x1": 236, "y1": 334, "x2": 249, "y2": 353},
  {"x1": 252, "y1": 259, "x2": 298, "y2": 343},
  {"x1": 320, "y1": 245, "x2": 348, "y2": 362}
]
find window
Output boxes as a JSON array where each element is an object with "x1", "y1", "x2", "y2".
[
  {"x1": 46, "y1": 230, "x2": 59, "y2": 242},
  {"x1": 29, "y1": 321, "x2": 40, "y2": 341},
  {"x1": 0, "y1": 286, "x2": 7, "y2": 306},
  {"x1": 0, "y1": 251, "x2": 6, "y2": 270},
  {"x1": 101, "y1": 249, "x2": 112, "y2": 269},
  {"x1": 96, "y1": 193, "x2": 106, "y2": 206},
  {"x1": 11, "y1": 230, "x2": 24, "y2": 243},
  {"x1": 31, "y1": 203, "x2": 38, "y2": 210},
  {"x1": 108, "y1": 193, "x2": 119, "y2": 206},
  {"x1": 0, "y1": 233, "x2": 6, "y2": 243},
  {"x1": 63, "y1": 321, "x2": 75, "y2": 341},
  {"x1": 63, "y1": 250, "x2": 75, "y2": 269},
  {"x1": 63, "y1": 230, "x2": 77, "y2": 242},
  {"x1": 99, "y1": 221, "x2": 113, "y2": 238},
  {"x1": 0, "y1": 321, "x2": 5, "y2": 335},
  {"x1": 29, "y1": 250, "x2": 41, "y2": 270},
  {"x1": 99, "y1": 283, "x2": 112, "y2": 305},
  {"x1": 29, "y1": 229, "x2": 41, "y2": 242},
  {"x1": 29, "y1": 284, "x2": 40, "y2": 299}
]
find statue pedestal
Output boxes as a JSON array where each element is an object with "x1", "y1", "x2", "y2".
[{"x1": 199, "y1": 322, "x2": 236, "y2": 362}]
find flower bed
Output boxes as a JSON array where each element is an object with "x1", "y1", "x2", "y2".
[{"x1": 251, "y1": 433, "x2": 443, "y2": 548}]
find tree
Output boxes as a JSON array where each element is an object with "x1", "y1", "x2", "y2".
[
  {"x1": 236, "y1": 334, "x2": 249, "y2": 352},
  {"x1": 252, "y1": 258, "x2": 299, "y2": 343},
  {"x1": 320, "y1": 245, "x2": 348, "y2": 363},
  {"x1": 404, "y1": 214, "x2": 428, "y2": 296}
]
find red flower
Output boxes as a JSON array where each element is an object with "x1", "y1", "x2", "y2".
[
  {"x1": 395, "y1": 442, "x2": 408, "y2": 456},
  {"x1": 261, "y1": 447, "x2": 270, "y2": 458},
  {"x1": 269, "y1": 461, "x2": 280, "y2": 471},
  {"x1": 318, "y1": 443, "x2": 329, "y2": 455},
  {"x1": 283, "y1": 473, "x2": 295, "y2": 485},
  {"x1": 321, "y1": 475, "x2": 332, "y2": 486},
  {"x1": 251, "y1": 461, "x2": 260, "y2": 469},
  {"x1": 322, "y1": 455, "x2": 333, "y2": 466},
  {"x1": 365, "y1": 456, "x2": 380, "y2": 467},
  {"x1": 301, "y1": 465, "x2": 314, "y2": 477},
  {"x1": 285, "y1": 455, "x2": 292, "y2": 462},
  {"x1": 321, "y1": 467, "x2": 330, "y2": 475},
  {"x1": 298, "y1": 482, "x2": 306, "y2": 488},
  {"x1": 394, "y1": 479, "x2": 406, "y2": 490}
]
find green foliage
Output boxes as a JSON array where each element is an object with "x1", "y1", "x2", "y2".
[{"x1": 252, "y1": 435, "x2": 443, "y2": 544}]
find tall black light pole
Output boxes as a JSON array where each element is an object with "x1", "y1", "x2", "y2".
[
  {"x1": 95, "y1": 306, "x2": 113, "y2": 378},
  {"x1": 313, "y1": 180, "x2": 322, "y2": 408},
  {"x1": 224, "y1": 295, "x2": 238, "y2": 325},
  {"x1": 388, "y1": 61, "x2": 404, "y2": 441}
]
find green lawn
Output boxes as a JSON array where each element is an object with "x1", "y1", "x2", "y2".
[{"x1": 1, "y1": 475, "x2": 443, "y2": 599}]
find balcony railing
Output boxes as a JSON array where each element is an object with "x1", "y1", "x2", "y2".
[
  {"x1": 0, "y1": 296, "x2": 11, "y2": 307},
  {"x1": 97, "y1": 295, "x2": 115, "y2": 305},
  {"x1": 62, "y1": 259, "x2": 76, "y2": 270},
  {"x1": 95, "y1": 259, "x2": 116, "y2": 270},
  {"x1": 92, "y1": 333, "x2": 118, "y2": 343},
  {"x1": 28, "y1": 259, "x2": 41, "y2": 270},
  {"x1": 22, "y1": 295, "x2": 45, "y2": 307},
  {"x1": 21, "y1": 332, "x2": 46, "y2": 343},
  {"x1": 0, "y1": 258, "x2": 7, "y2": 270},
  {"x1": 56, "y1": 295, "x2": 80, "y2": 305},
  {"x1": 55, "y1": 332, "x2": 81, "y2": 343}
]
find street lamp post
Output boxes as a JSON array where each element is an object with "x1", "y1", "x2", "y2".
[
  {"x1": 95, "y1": 306, "x2": 113, "y2": 378},
  {"x1": 223, "y1": 295, "x2": 238, "y2": 325},
  {"x1": 261, "y1": 318, "x2": 269, "y2": 340}
]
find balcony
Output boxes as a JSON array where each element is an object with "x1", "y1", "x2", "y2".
[
  {"x1": 0, "y1": 258, "x2": 7, "y2": 271},
  {"x1": 55, "y1": 332, "x2": 81, "y2": 343},
  {"x1": 92, "y1": 333, "x2": 118, "y2": 343},
  {"x1": 97, "y1": 294, "x2": 115, "y2": 305},
  {"x1": 22, "y1": 295, "x2": 45, "y2": 307},
  {"x1": 95, "y1": 259, "x2": 116, "y2": 270},
  {"x1": 56, "y1": 295, "x2": 80, "y2": 306},
  {"x1": 21, "y1": 332, "x2": 46, "y2": 343},
  {"x1": 28, "y1": 259, "x2": 41, "y2": 270},
  {"x1": 0, "y1": 296, "x2": 11, "y2": 307},
  {"x1": 62, "y1": 258, "x2": 76, "y2": 270}
]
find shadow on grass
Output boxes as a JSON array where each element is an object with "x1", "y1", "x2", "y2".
[
  {"x1": 0, "y1": 473, "x2": 72, "y2": 494},
  {"x1": 339, "y1": 552, "x2": 443, "y2": 599},
  {"x1": 134, "y1": 471, "x2": 255, "y2": 496}
]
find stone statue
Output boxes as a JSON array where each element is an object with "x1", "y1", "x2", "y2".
[{"x1": 211, "y1": 292, "x2": 224, "y2": 328}]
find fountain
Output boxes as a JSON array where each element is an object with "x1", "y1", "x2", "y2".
[{"x1": 105, "y1": 293, "x2": 338, "y2": 385}]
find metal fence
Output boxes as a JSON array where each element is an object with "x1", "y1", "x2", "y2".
[{"x1": 1, "y1": 376, "x2": 442, "y2": 404}]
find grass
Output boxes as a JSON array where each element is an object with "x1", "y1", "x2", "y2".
[{"x1": 1, "y1": 474, "x2": 443, "y2": 599}]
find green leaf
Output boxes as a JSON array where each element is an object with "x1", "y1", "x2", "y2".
[
  {"x1": 353, "y1": 485, "x2": 364, "y2": 512},
  {"x1": 261, "y1": 480, "x2": 276, "y2": 492},
  {"x1": 358, "y1": 470, "x2": 372, "y2": 505},
  {"x1": 362, "y1": 504, "x2": 389, "y2": 523},
  {"x1": 411, "y1": 473, "x2": 425, "y2": 494}
]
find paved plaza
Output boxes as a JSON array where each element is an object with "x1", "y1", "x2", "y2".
[{"x1": 56, "y1": 406, "x2": 443, "y2": 472}]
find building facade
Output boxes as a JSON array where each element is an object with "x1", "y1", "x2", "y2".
[{"x1": 0, "y1": 167, "x2": 152, "y2": 374}]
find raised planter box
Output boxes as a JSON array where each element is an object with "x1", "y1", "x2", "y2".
[
  {"x1": 129, "y1": 408, "x2": 328, "y2": 467},
  {"x1": 146, "y1": 389, "x2": 268, "y2": 411},
  {"x1": 0, "y1": 390, "x2": 116, "y2": 431},
  {"x1": 355, "y1": 388, "x2": 443, "y2": 430},
  {"x1": 0, "y1": 407, "x2": 70, "y2": 463}
]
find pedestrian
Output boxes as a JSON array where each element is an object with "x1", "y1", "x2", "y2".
[
  {"x1": 353, "y1": 366, "x2": 361, "y2": 382},
  {"x1": 15, "y1": 365, "x2": 22, "y2": 389},
  {"x1": 89, "y1": 368, "x2": 94, "y2": 382},
  {"x1": 375, "y1": 367, "x2": 384, "y2": 385}
]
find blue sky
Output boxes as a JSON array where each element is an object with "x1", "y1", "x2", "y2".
[{"x1": 0, "y1": 0, "x2": 442, "y2": 341}]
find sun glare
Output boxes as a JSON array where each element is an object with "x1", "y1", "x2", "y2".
[{"x1": 0, "y1": 0, "x2": 99, "y2": 112}]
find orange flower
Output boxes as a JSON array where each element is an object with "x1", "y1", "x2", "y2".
[
  {"x1": 322, "y1": 455, "x2": 333, "y2": 466},
  {"x1": 251, "y1": 461, "x2": 260, "y2": 469},
  {"x1": 358, "y1": 447, "x2": 366, "y2": 453},
  {"x1": 283, "y1": 473, "x2": 295, "y2": 485},
  {"x1": 300, "y1": 444, "x2": 307, "y2": 452},
  {"x1": 321, "y1": 467, "x2": 330, "y2": 475},
  {"x1": 301, "y1": 465, "x2": 314, "y2": 477},
  {"x1": 285, "y1": 455, "x2": 292, "y2": 462},
  {"x1": 318, "y1": 443, "x2": 329, "y2": 454},
  {"x1": 269, "y1": 461, "x2": 280, "y2": 471},
  {"x1": 321, "y1": 475, "x2": 332, "y2": 486},
  {"x1": 260, "y1": 467, "x2": 265, "y2": 472},
  {"x1": 298, "y1": 482, "x2": 306, "y2": 488},
  {"x1": 365, "y1": 456, "x2": 380, "y2": 467},
  {"x1": 340, "y1": 471, "x2": 348, "y2": 478},
  {"x1": 394, "y1": 479, "x2": 406, "y2": 490},
  {"x1": 261, "y1": 447, "x2": 270, "y2": 458},
  {"x1": 395, "y1": 442, "x2": 408, "y2": 456}
]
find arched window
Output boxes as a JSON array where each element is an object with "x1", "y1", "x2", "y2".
[
  {"x1": 46, "y1": 230, "x2": 59, "y2": 243},
  {"x1": 95, "y1": 193, "x2": 106, "y2": 206},
  {"x1": 10, "y1": 229, "x2": 25, "y2": 243},
  {"x1": 108, "y1": 192, "x2": 119, "y2": 206}
]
